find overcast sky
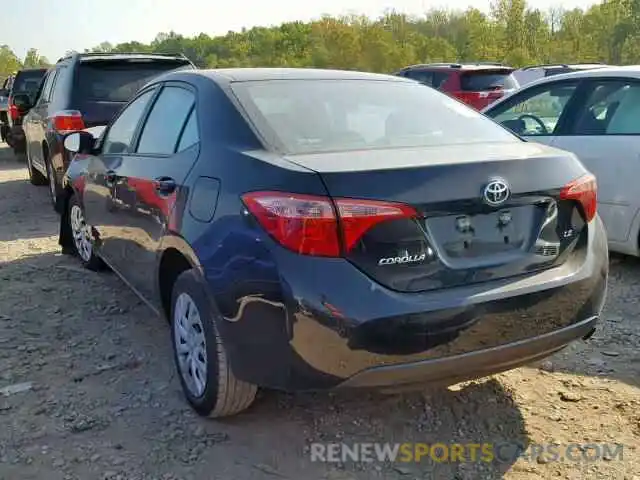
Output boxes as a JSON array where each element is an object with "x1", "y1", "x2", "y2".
[{"x1": 2, "y1": 0, "x2": 599, "y2": 61}]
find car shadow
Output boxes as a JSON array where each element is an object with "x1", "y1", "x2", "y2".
[{"x1": 222, "y1": 381, "x2": 530, "y2": 478}]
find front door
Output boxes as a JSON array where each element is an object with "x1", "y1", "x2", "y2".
[
  {"x1": 552, "y1": 78, "x2": 640, "y2": 244},
  {"x1": 83, "y1": 88, "x2": 158, "y2": 264},
  {"x1": 105, "y1": 83, "x2": 199, "y2": 305}
]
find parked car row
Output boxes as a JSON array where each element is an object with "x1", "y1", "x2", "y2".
[
  {"x1": 394, "y1": 62, "x2": 520, "y2": 110},
  {"x1": 9, "y1": 52, "x2": 196, "y2": 208},
  {"x1": 392, "y1": 62, "x2": 610, "y2": 110},
  {"x1": 4, "y1": 55, "x2": 614, "y2": 420},
  {"x1": 0, "y1": 68, "x2": 47, "y2": 151}
]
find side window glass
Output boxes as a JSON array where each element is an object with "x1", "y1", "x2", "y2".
[
  {"x1": 432, "y1": 72, "x2": 449, "y2": 89},
  {"x1": 405, "y1": 70, "x2": 434, "y2": 86},
  {"x1": 136, "y1": 86, "x2": 195, "y2": 155},
  {"x1": 39, "y1": 70, "x2": 57, "y2": 103},
  {"x1": 490, "y1": 82, "x2": 578, "y2": 136},
  {"x1": 50, "y1": 66, "x2": 69, "y2": 104},
  {"x1": 45, "y1": 69, "x2": 61, "y2": 102},
  {"x1": 574, "y1": 81, "x2": 640, "y2": 135},
  {"x1": 177, "y1": 108, "x2": 199, "y2": 152},
  {"x1": 103, "y1": 89, "x2": 155, "y2": 154}
]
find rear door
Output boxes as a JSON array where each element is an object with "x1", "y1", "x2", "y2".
[
  {"x1": 106, "y1": 83, "x2": 199, "y2": 304},
  {"x1": 486, "y1": 79, "x2": 583, "y2": 147},
  {"x1": 552, "y1": 77, "x2": 640, "y2": 244}
]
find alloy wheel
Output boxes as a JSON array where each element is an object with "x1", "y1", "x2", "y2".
[
  {"x1": 69, "y1": 204, "x2": 92, "y2": 262},
  {"x1": 173, "y1": 292, "x2": 208, "y2": 398}
]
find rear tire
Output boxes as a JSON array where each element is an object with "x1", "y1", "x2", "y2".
[
  {"x1": 170, "y1": 270, "x2": 257, "y2": 418},
  {"x1": 27, "y1": 152, "x2": 47, "y2": 186},
  {"x1": 46, "y1": 159, "x2": 57, "y2": 208}
]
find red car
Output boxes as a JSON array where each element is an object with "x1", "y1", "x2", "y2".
[{"x1": 395, "y1": 63, "x2": 520, "y2": 110}]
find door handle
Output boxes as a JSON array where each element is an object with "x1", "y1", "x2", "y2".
[
  {"x1": 154, "y1": 177, "x2": 177, "y2": 195},
  {"x1": 105, "y1": 170, "x2": 116, "y2": 187}
]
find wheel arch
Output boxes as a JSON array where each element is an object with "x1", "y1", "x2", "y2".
[{"x1": 156, "y1": 235, "x2": 204, "y2": 320}]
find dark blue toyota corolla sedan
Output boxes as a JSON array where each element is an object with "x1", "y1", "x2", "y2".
[{"x1": 57, "y1": 68, "x2": 608, "y2": 418}]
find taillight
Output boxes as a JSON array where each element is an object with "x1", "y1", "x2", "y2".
[
  {"x1": 8, "y1": 99, "x2": 18, "y2": 121},
  {"x1": 51, "y1": 110, "x2": 85, "y2": 134},
  {"x1": 242, "y1": 192, "x2": 340, "y2": 257},
  {"x1": 560, "y1": 173, "x2": 597, "y2": 222},
  {"x1": 241, "y1": 191, "x2": 417, "y2": 257},
  {"x1": 335, "y1": 198, "x2": 417, "y2": 252}
]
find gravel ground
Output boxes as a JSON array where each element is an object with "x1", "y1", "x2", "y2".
[{"x1": 0, "y1": 144, "x2": 638, "y2": 480}]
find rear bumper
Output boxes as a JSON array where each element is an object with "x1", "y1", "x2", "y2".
[
  {"x1": 201, "y1": 216, "x2": 608, "y2": 391},
  {"x1": 339, "y1": 315, "x2": 597, "y2": 388}
]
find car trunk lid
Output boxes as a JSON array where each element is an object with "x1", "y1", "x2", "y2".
[{"x1": 283, "y1": 141, "x2": 591, "y2": 292}]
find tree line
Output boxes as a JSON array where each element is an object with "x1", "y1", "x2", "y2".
[
  {"x1": 1, "y1": 0, "x2": 639, "y2": 82},
  {"x1": 0, "y1": 47, "x2": 49, "y2": 81}
]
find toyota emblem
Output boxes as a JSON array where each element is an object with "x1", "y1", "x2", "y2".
[{"x1": 483, "y1": 179, "x2": 510, "y2": 206}]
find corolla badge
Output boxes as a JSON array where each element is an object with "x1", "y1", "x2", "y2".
[
  {"x1": 483, "y1": 178, "x2": 510, "y2": 206},
  {"x1": 378, "y1": 253, "x2": 428, "y2": 266}
]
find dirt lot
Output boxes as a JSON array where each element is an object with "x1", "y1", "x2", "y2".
[{"x1": 0, "y1": 144, "x2": 638, "y2": 480}]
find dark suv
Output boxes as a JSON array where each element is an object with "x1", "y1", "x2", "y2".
[
  {"x1": 3, "y1": 68, "x2": 48, "y2": 156},
  {"x1": 395, "y1": 63, "x2": 519, "y2": 110},
  {"x1": 19, "y1": 52, "x2": 195, "y2": 207}
]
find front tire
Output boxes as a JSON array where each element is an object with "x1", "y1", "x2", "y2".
[
  {"x1": 170, "y1": 270, "x2": 257, "y2": 418},
  {"x1": 67, "y1": 194, "x2": 105, "y2": 271}
]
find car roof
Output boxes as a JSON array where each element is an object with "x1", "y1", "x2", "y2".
[
  {"x1": 519, "y1": 63, "x2": 607, "y2": 71},
  {"x1": 15, "y1": 68, "x2": 48, "y2": 74},
  {"x1": 483, "y1": 65, "x2": 640, "y2": 112},
  {"x1": 57, "y1": 52, "x2": 191, "y2": 65},
  {"x1": 401, "y1": 63, "x2": 513, "y2": 71},
  {"x1": 164, "y1": 68, "x2": 411, "y2": 85}
]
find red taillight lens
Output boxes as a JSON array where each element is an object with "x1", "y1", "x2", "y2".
[
  {"x1": 560, "y1": 173, "x2": 597, "y2": 222},
  {"x1": 51, "y1": 110, "x2": 85, "y2": 134},
  {"x1": 242, "y1": 192, "x2": 340, "y2": 257},
  {"x1": 8, "y1": 101, "x2": 18, "y2": 121},
  {"x1": 335, "y1": 198, "x2": 417, "y2": 252},
  {"x1": 241, "y1": 192, "x2": 418, "y2": 257}
]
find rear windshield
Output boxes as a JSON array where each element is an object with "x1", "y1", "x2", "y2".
[
  {"x1": 231, "y1": 79, "x2": 518, "y2": 155},
  {"x1": 12, "y1": 70, "x2": 46, "y2": 94},
  {"x1": 74, "y1": 60, "x2": 190, "y2": 103},
  {"x1": 460, "y1": 71, "x2": 518, "y2": 91}
]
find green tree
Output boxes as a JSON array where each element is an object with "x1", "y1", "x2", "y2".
[
  {"x1": 0, "y1": 45, "x2": 21, "y2": 78},
  {"x1": 7, "y1": 0, "x2": 640, "y2": 79},
  {"x1": 23, "y1": 48, "x2": 50, "y2": 68}
]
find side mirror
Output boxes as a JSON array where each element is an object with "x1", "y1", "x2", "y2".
[
  {"x1": 64, "y1": 131, "x2": 96, "y2": 155},
  {"x1": 12, "y1": 93, "x2": 33, "y2": 112}
]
